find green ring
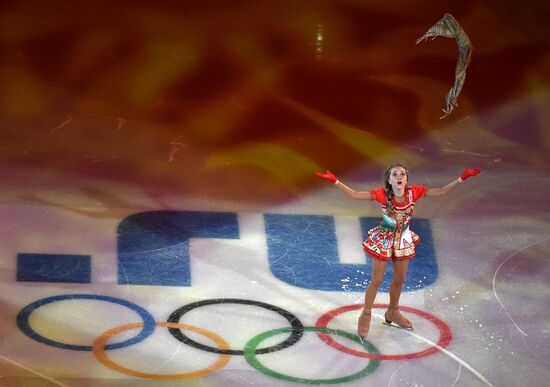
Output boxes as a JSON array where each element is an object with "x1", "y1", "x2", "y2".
[{"x1": 243, "y1": 327, "x2": 380, "y2": 384}]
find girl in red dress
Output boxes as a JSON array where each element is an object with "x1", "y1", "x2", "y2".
[{"x1": 316, "y1": 163, "x2": 480, "y2": 338}]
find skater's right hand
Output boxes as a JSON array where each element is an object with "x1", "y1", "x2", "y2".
[{"x1": 316, "y1": 170, "x2": 338, "y2": 184}]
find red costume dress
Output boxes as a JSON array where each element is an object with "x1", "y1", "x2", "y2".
[{"x1": 363, "y1": 185, "x2": 428, "y2": 261}]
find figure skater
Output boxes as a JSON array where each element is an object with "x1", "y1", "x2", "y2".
[{"x1": 316, "y1": 163, "x2": 480, "y2": 338}]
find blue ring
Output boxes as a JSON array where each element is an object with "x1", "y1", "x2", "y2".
[{"x1": 16, "y1": 294, "x2": 156, "y2": 351}]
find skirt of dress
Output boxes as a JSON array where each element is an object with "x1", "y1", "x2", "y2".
[{"x1": 362, "y1": 226, "x2": 420, "y2": 261}]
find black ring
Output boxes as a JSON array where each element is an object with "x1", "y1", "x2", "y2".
[{"x1": 167, "y1": 298, "x2": 304, "y2": 355}]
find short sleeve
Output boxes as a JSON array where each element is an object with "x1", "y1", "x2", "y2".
[
  {"x1": 369, "y1": 187, "x2": 387, "y2": 205},
  {"x1": 411, "y1": 185, "x2": 428, "y2": 201}
]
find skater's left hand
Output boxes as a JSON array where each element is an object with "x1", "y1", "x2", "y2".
[{"x1": 459, "y1": 166, "x2": 481, "y2": 182}]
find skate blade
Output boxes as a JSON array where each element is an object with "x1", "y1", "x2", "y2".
[{"x1": 383, "y1": 321, "x2": 414, "y2": 331}]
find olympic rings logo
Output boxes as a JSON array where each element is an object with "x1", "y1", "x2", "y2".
[{"x1": 16, "y1": 294, "x2": 452, "y2": 383}]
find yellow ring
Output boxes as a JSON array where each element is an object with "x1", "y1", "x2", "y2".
[{"x1": 93, "y1": 322, "x2": 231, "y2": 380}]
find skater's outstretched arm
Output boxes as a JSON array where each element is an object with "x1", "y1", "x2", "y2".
[
  {"x1": 316, "y1": 170, "x2": 374, "y2": 200},
  {"x1": 425, "y1": 167, "x2": 481, "y2": 197}
]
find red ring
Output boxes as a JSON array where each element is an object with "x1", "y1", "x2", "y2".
[{"x1": 315, "y1": 304, "x2": 452, "y2": 360}]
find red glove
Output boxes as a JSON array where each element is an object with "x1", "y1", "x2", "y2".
[
  {"x1": 459, "y1": 167, "x2": 481, "y2": 182},
  {"x1": 316, "y1": 170, "x2": 338, "y2": 184}
]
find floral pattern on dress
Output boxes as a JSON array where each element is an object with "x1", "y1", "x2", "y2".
[{"x1": 362, "y1": 185, "x2": 427, "y2": 261}]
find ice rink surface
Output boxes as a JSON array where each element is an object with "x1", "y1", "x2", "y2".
[{"x1": 1, "y1": 1, "x2": 549, "y2": 386}]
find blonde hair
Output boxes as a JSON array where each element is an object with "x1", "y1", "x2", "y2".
[{"x1": 383, "y1": 163, "x2": 409, "y2": 217}]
